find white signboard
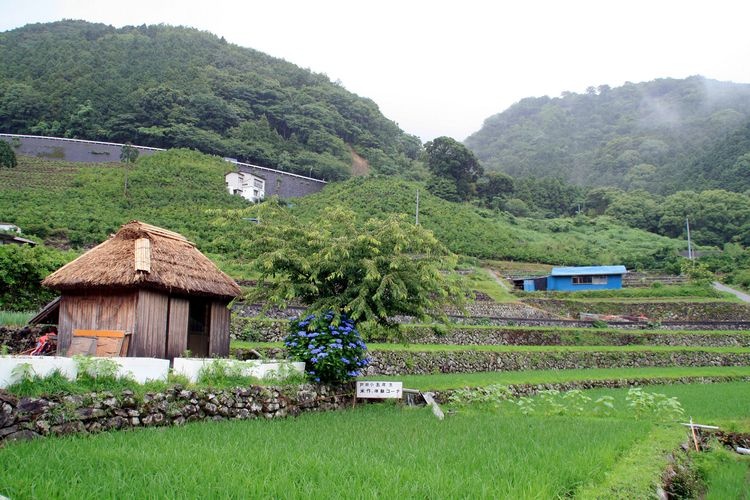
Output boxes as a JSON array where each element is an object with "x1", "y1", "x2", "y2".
[{"x1": 356, "y1": 381, "x2": 403, "y2": 399}]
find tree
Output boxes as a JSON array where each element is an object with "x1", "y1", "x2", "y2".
[
  {"x1": 423, "y1": 136, "x2": 484, "y2": 201},
  {"x1": 246, "y1": 204, "x2": 465, "y2": 333},
  {"x1": 605, "y1": 189, "x2": 663, "y2": 232},
  {"x1": 477, "y1": 172, "x2": 514, "y2": 206},
  {"x1": 0, "y1": 141, "x2": 17, "y2": 168},
  {"x1": 0, "y1": 244, "x2": 73, "y2": 310},
  {"x1": 120, "y1": 143, "x2": 139, "y2": 198},
  {"x1": 119, "y1": 143, "x2": 139, "y2": 164}
]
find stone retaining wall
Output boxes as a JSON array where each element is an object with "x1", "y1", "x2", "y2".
[
  {"x1": 397, "y1": 327, "x2": 750, "y2": 347},
  {"x1": 231, "y1": 320, "x2": 750, "y2": 347},
  {"x1": 0, "y1": 383, "x2": 352, "y2": 443},
  {"x1": 433, "y1": 376, "x2": 750, "y2": 402},
  {"x1": 365, "y1": 350, "x2": 750, "y2": 376},
  {"x1": 523, "y1": 299, "x2": 750, "y2": 322}
]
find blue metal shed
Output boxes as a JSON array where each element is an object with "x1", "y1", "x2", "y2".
[{"x1": 546, "y1": 265, "x2": 627, "y2": 292}]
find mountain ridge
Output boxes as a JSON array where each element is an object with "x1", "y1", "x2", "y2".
[
  {"x1": 0, "y1": 20, "x2": 422, "y2": 181},
  {"x1": 465, "y1": 76, "x2": 750, "y2": 194}
]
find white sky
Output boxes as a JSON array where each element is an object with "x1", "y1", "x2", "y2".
[{"x1": 1, "y1": 0, "x2": 749, "y2": 142}]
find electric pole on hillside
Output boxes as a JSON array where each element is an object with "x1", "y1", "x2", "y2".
[
  {"x1": 415, "y1": 189, "x2": 420, "y2": 225},
  {"x1": 686, "y1": 217, "x2": 693, "y2": 260}
]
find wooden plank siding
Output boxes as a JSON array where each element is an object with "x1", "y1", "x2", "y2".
[
  {"x1": 133, "y1": 290, "x2": 168, "y2": 358},
  {"x1": 166, "y1": 297, "x2": 190, "y2": 359},
  {"x1": 209, "y1": 301, "x2": 231, "y2": 357},
  {"x1": 57, "y1": 292, "x2": 137, "y2": 355}
]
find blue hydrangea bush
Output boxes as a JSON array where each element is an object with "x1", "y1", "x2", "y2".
[{"x1": 284, "y1": 312, "x2": 370, "y2": 384}]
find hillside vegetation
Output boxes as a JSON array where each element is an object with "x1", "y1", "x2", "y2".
[
  {"x1": 0, "y1": 152, "x2": 683, "y2": 271},
  {"x1": 465, "y1": 76, "x2": 750, "y2": 194},
  {"x1": 228, "y1": 177, "x2": 685, "y2": 269},
  {"x1": 0, "y1": 20, "x2": 422, "y2": 180}
]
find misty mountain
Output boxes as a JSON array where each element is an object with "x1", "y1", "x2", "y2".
[
  {"x1": 465, "y1": 76, "x2": 750, "y2": 194},
  {"x1": 0, "y1": 20, "x2": 422, "y2": 180}
]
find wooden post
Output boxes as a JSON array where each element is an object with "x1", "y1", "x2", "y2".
[{"x1": 689, "y1": 417, "x2": 700, "y2": 452}]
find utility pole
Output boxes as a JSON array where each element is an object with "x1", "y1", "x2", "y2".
[
  {"x1": 686, "y1": 217, "x2": 693, "y2": 260},
  {"x1": 415, "y1": 189, "x2": 420, "y2": 225}
]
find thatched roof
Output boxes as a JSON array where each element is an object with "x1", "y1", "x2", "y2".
[{"x1": 42, "y1": 221, "x2": 241, "y2": 299}]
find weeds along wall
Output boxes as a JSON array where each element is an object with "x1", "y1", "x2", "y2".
[{"x1": 0, "y1": 383, "x2": 352, "y2": 443}]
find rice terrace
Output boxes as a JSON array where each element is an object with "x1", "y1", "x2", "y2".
[{"x1": 1, "y1": 13, "x2": 750, "y2": 500}]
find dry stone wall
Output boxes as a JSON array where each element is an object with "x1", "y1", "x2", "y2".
[
  {"x1": 398, "y1": 327, "x2": 750, "y2": 347},
  {"x1": 364, "y1": 350, "x2": 750, "y2": 376},
  {"x1": 230, "y1": 320, "x2": 750, "y2": 347},
  {"x1": 433, "y1": 375, "x2": 750, "y2": 402},
  {"x1": 0, "y1": 383, "x2": 352, "y2": 444},
  {"x1": 523, "y1": 299, "x2": 750, "y2": 322}
]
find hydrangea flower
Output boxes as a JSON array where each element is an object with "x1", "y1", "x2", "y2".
[{"x1": 284, "y1": 311, "x2": 369, "y2": 385}]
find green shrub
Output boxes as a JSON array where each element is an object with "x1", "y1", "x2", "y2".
[
  {"x1": 0, "y1": 141, "x2": 16, "y2": 168},
  {"x1": 0, "y1": 244, "x2": 73, "y2": 310}
]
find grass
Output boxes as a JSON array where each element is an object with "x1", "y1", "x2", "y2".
[
  {"x1": 696, "y1": 447, "x2": 750, "y2": 499},
  {"x1": 0, "y1": 403, "x2": 653, "y2": 499},
  {"x1": 3, "y1": 383, "x2": 746, "y2": 498},
  {"x1": 465, "y1": 267, "x2": 516, "y2": 302},
  {"x1": 0, "y1": 310, "x2": 34, "y2": 326},
  {"x1": 578, "y1": 425, "x2": 686, "y2": 499},
  {"x1": 573, "y1": 382, "x2": 750, "y2": 423},
  {"x1": 234, "y1": 340, "x2": 750, "y2": 354},
  {"x1": 535, "y1": 284, "x2": 730, "y2": 300},
  {"x1": 365, "y1": 366, "x2": 750, "y2": 391},
  {"x1": 368, "y1": 343, "x2": 750, "y2": 353}
]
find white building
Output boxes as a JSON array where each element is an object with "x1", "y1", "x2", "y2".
[
  {"x1": 0, "y1": 223, "x2": 21, "y2": 233},
  {"x1": 225, "y1": 171, "x2": 266, "y2": 203}
]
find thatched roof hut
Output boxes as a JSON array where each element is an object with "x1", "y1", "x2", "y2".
[{"x1": 43, "y1": 221, "x2": 241, "y2": 359}]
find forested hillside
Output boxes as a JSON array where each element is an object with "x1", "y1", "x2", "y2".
[
  {"x1": 465, "y1": 77, "x2": 750, "y2": 194},
  {"x1": 0, "y1": 20, "x2": 422, "y2": 180}
]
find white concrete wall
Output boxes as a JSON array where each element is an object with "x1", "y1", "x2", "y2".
[
  {"x1": 172, "y1": 358, "x2": 305, "y2": 383},
  {"x1": 114, "y1": 358, "x2": 170, "y2": 384},
  {"x1": 0, "y1": 356, "x2": 301, "y2": 388},
  {"x1": 0, "y1": 356, "x2": 169, "y2": 388},
  {"x1": 0, "y1": 356, "x2": 77, "y2": 388}
]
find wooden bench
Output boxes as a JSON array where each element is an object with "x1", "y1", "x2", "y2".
[{"x1": 67, "y1": 330, "x2": 131, "y2": 357}]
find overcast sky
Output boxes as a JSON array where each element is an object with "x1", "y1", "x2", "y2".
[{"x1": 1, "y1": 0, "x2": 749, "y2": 142}]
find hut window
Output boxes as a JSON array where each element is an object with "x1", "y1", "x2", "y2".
[{"x1": 135, "y1": 238, "x2": 151, "y2": 273}]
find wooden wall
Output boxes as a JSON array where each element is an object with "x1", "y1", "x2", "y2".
[
  {"x1": 209, "y1": 301, "x2": 231, "y2": 357},
  {"x1": 166, "y1": 297, "x2": 189, "y2": 359},
  {"x1": 57, "y1": 292, "x2": 137, "y2": 355},
  {"x1": 57, "y1": 290, "x2": 232, "y2": 359},
  {"x1": 133, "y1": 289, "x2": 169, "y2": 358}
]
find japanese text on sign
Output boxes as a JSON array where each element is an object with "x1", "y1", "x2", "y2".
[{"x1": 356, "y1": 381, "x2": 403, "y2": 399}]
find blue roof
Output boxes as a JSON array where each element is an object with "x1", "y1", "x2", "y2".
[{"x1": 550, "y1": 265, "x2": 627, "y2": 276}]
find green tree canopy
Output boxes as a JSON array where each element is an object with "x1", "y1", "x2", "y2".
[
  {"x1": 0, "y1": 244, "x2": 74, "y2": 310},
  {"x1": 423, "y1": 136, "x2": 484, "y2": 201},
  {"x1": 245, "y1": 203, "x2": 465, "y2": 332}
]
